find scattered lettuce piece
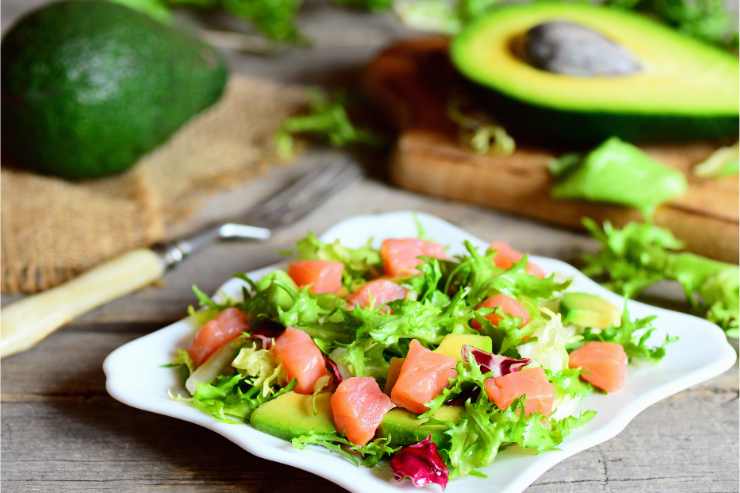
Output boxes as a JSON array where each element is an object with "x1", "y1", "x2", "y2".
[
  {"x1": 292, "y1": 433, "x2": 399, "y2": 466},
  {"x1": 275, "y1": 90, "x2": 383, "y2": 159},
  {"x1": 551, "y1": 138, "x2": 687, "y2": 218},
  {"x1": 583, "y1": 219, "x2": 738, "y2": 337},
  {"x1": 693, "y1": 143, "x2": 739, "y2": 178},
  {"x1": 447, "y1": 96, "x2": 515, "y2": 155}
]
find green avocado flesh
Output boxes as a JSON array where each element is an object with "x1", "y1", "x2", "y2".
[
  {"x1": 560, "y1": 292, "x2": 618, "y2": 329},
  {"x1": 250, "y1": 392, "x2": 336, "y2": 440},
  {"x1": 434, "y1": 334, "x2": 492, "y2": 359},
  {"x1": 379, "y1": 406, "x2": 463, "y2": 447},
  {"x1": 2, "y1": 0, "x2": 228, "y2": 180},
  {"x1": 450, "y1": 3, "x2": 739, "y2": 143}
]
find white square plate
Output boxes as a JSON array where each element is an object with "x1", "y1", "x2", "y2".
[{"x1": 104, "y1": 211, "x2": 736, "y2": 493}]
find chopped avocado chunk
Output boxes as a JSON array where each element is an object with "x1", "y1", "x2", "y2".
[
  {"x1": 551, "y1": 138, "x2": 687, "y2": 216},
  {"x1": 450, "y1": 2, "x2": 738, "y2": 144},
  {"x1": 379, "y1": 406, "x2": 463, "y2": 447},
  {"x1": 250, "y1": 391, "x2": 335, "y2": 440},
  {"x1": 560, "y1": 292, "x2": 618, "y2": 329},
  {"x1": 434, "y1": 334, "x2": 493, "y2": 360}
]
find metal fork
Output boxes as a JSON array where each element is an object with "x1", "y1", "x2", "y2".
[{"x1": 1, "y1": 161, "x2": 364, "y2": 358}]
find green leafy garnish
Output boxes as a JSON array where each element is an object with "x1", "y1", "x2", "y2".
[
  {"x1": 191, "y1": 374, "x2": 296, "y2": 422},
  {"x1": 447, "y1": 96, "x2": 516, "y2": 155},
  {"x1": 693, "y1": 143, "x2": 739, "y2": 178},
  {"x1": 274, "y1": 90, "x2": 383, "y2": 159},
  {"x1": 446, "y1": 396, "x2": 595, "y2": 478},
  {"x1": 292, "y1": 433, "x2": 399, "y2": 466},
  {"x1": 583, "y1": 219, "x2": 739, "y2": 337},
  {"x1": 580, "y1": 305, "x2": 677, "y2": 361},
  {"x1": 290, "y1": 232, "x2": 382, "y2": 290}
]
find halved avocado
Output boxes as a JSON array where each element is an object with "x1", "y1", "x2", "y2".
[{"x1": 450, "y1": 3, "x2": 739, "y2": 143}]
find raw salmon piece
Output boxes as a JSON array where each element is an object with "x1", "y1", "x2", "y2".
[
  {"x1": 490, "y1": 241, "x2": 545, "y2": 278},
  {"x1": 569, "y1": 342, "x2": 627, "y2": 393},
  {"x1": 273, "y1": 327, "x2": 329, "y2": 394},
  {"x1": 287, "y1": 260, "x2": 344, "y2": 294},
  {"x1": 331, "y1": 376, "x2": 395, "y2": 445},
  {"x1": 477, "y1": 294, "x2": 531, "y2": 327},
  {"x1": 391, "y1": 340, "x2": 456, "y2": 414},
  {"x1": 381, "y1": 238, "x2": 447, "y2": 277},
  {"x1": 347, "y1": 279, "x2": 407, "y2": 308},
  {"x1": 485, "y1": 367, "x2": 554, "y2": 416},
  {"x1": 384, "y1": 357, "x2": 405, "y2": 394},
  {"x1": 188, "y1": 307, "x2": 250, "y2": 367}
]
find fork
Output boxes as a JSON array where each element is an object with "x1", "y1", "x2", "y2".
[{"x1": 0, "y1": 161, "x2": 363, "y2": 358}]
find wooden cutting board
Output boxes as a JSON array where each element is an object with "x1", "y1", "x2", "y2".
[{"x1": 363, "y1": 37, "x2": 738, "y2": 262}]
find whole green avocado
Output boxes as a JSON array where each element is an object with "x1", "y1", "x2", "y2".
[{"x1": 2, "y1": 0, "x2": 228, "y2": 179}]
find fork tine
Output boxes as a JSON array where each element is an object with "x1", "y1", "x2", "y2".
[
  {"x1": 244, "y1": 161, "x2": 362, "y2": 228},
  {"x1": 254, "y1": 163, "x2": 362, "y2": 227}
]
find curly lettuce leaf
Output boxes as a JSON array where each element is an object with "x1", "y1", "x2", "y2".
[
  {"x1": 446, "y1": 241, "x2": 569, "y2": 305},
  {"x1": 517, "y1": 308, "x2": 581, "y2": 372},
  {"x1": 582, "y1": 219, "x2": 737, "y2": 336},
  {"x1": 191, "y1": 374, "x2": 296, "y2": 423},
  {"x1": 445, "y1": 397, "x2": 595, "y2": 478},
  {"x1": 292, "y1": 433, "x2": 399, "y2": 466},
  {"x1": 290, "y1": 232, "x2": 383, "y2": 290},
  {"x1": 580, "y1": 305, "x2": 676, "y2": 362}
]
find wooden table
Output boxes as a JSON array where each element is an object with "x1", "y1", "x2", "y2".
[{"x1": 2, "y1": 2, "x2": 738, "y2": 492}]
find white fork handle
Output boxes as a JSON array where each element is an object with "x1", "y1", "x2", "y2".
[{"x1": 1, "y1": 249, "x2": 165, "y2": 358}]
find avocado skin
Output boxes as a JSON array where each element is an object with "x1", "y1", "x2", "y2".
[
  {"x1": 473, "y1": 84, "x2": 739, "y2": 145},
  {"x1": 2, "y1": 0, "x2": 228, "y2": 180}
]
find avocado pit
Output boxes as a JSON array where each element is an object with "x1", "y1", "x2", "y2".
[{"x1": 523, "y1": 20, "x2": 642, "y2": 76}]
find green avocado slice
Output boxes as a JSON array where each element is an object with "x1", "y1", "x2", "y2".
[
  {"x1": 560, "y1": 292, "x2": 618, "y2": 329},
  {"x1": 379, "y1": 406, "x2": 463, "y2": 447},
  {"x1": 250, "y1": 392, "x2": 336, "y2": 441},
  {"x1": 450, "y1": 3, "x2": 738, "y2": 143}
]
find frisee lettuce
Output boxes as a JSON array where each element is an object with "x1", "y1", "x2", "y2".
[
  {"x1": 292, "y1": 433, "x2": 399, "y2": 466},
  {"x1": 289, "y1": 231, "x2": 383, "y2": 291},
  {"x1": 580, "y1": 305, "x2": 676, "y2": 362},
  {"x1": 191, "y1": 374, "x2": 296, "y2": 423},
  {"x1": 583, "y1": 219, "x2": 738, "y2": 337},
  {"x1": 445, "y1": 396, "x2": 595, "y2": 478}
]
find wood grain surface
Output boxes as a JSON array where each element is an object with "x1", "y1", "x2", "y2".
[{"x1": 2, "y1": 2, "x2": 738, "y2": 493}]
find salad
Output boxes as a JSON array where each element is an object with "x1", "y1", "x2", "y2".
[{"x1": 169, "y1": 231, "x2": 673, "y2": 489}]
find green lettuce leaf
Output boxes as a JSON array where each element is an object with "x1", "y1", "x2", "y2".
[
  {"x1": 289, "y1": 232, "x2": 383, "y2": 290},
  {"x1": 292, "y1": 433, "x2": 399, "y2": 466},
  {"x1": 445, "y1": 396, "x2": 595, "y2": 478},
  {"x1": 580, "y1": 305, "x2": 676, "y2": 362},
  {"x1": 191, "y1": 374, "x2": 296, "y2": 423}
]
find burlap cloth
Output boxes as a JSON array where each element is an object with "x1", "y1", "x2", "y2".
[{"x1": 2, "y1": 76, "x2": 306, "y2": 293}]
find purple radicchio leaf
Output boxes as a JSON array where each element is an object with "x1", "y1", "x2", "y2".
[
  {"x1": 390, "y1": 436, "x2": 448, "y2": 489},
  {"x1": 461, "y1": 345, "x2": 529, "y2": 377},
  {"x1": 324, "y1": 356, "x2": 344, "y2": 385}
]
